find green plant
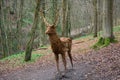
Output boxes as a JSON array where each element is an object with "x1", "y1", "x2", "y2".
[
  {"x1": 113, "y1": 26, "x2": 120, "y2": 32},
  {"x1": 0, "y1": 51, "x2": 43, "y2": 67}
]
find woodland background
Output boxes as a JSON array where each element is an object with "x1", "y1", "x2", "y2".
[{"x1": 0, "y1": 0, "x2": 120, "y2": 58}]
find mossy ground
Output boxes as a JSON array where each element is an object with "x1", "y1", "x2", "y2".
[
  {"x1": 92, "y1": 37, "x2": 117, "y2": 49},
  {"x1": 92, "y1": 25, "x2": 120, "y2": 49},
  {"x1": 0, "y1": 51, "x2": 43, "y2": 67}
]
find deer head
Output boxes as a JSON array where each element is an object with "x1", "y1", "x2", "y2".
[
  {"x1": 45, "y1": 24, "x2": 56, "y2": 34},
  {"x1": 40, "y1": 10, "x2": 59, "y2": 35}
]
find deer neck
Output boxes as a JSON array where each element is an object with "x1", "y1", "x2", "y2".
[{"x1": 48, "y1": 33, "x2": 61, "y2": 44}]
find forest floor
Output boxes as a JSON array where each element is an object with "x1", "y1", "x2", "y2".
[{"x1": 0, "y1": 34, "x2": 120, "y2": 80}]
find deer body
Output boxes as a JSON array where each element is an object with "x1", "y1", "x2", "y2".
[
  {"x1": 41, "y1": 10, "x2": 73, "y2": 72},
  {"x1": 49, "y1": 34, "x2": 64, "y2": 54},
  {"x1": 45, "y1": 26, "x2": 73, "y2": 72}
]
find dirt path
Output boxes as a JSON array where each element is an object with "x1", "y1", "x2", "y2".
[
  {"x1": 0, "y1": 38, "x2": 120, "y2": 80},
  {"x1": 0, "y1": 61, "x2": 93, "y2": 80}
]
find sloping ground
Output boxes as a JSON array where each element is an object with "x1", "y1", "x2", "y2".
[
  {"x1": 0, "y1": 37, "x2": 120, "y2": 80},
  {"x1": 74, "y1": 43, "x2": 120, "y2": 80}
]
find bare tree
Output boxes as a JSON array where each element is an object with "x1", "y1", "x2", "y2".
[
  {"x1": 25, "y1": 0, "x2": 41, "y2": 61},
  {"x1": 0, "y1": 0, "x2": 9, "y2": 57},
  {"x1": 93, "y1": 0, "x2": 98, "y2": 37},
  {"x1": 97, "y1": 0, "x2": 102, "y2": 36},
  {"x1": 66, "y1": 0, "x2": 71, "y2": 37},
  {"x1": 39, "y1": 0, "x2": 47, "y2": 46},
  {"x1": 102, "y1": 0, "x2": 114, "y2": 39},
  {"x1": 16, "y1": 0, "x2": 24, "y2": 50},
  {"x1": 93, "y1": 0, "x2": 114, "y2": 48},
  {"x1": 62, "y1": 0, "x2": 67, "y2": 37}
]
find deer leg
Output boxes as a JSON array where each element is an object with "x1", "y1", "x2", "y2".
[
  {"x1": 68, "y1": 50, "x2": 73, "y2": 68},
  {"x1": 61, "y1": 53, "x2": 67, "y2": 70},
  {"x1": 55, "y1": 54, "x2": 59, "y2": 72}
]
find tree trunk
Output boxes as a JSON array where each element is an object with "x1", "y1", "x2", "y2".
[
  {"x1": 66, "y1": 0, "x2": 71, "y2": 37},
  {"x1": 62, "y1": 0, "x2": 67, "y2": 37},
  {"x1": 16, "y1": 0, "x2": 24, "y2": 51},
  {"x1": 39, "y1": 0, "x2": 47, "y2": 46},
  {"x1": 0, "y1": 0, "x2": 9, "y2": 57},
  {"x1": 93, "y1": 0, "x2": 98, "y2": 37},
  {"x1": 7, "y1": 0, "x2": 12, "y2": 54},
  {"x1": 97, "y1": 0, "x2": 102, "y2": 36},
  {"x1": 52, "y1": 0, "x2": 58, "y2": 23},
  {"x1": 93, "y1": 0, "x2": 114, "y2": 48},
  {"x1": 102, "y1": 0, "x2": 114, "y2": 38},
  {"x1": 25, "y1": 0, "x2": 41, "y2": 61}
]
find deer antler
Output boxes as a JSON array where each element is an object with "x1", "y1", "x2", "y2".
[
  {"x1": 40, "y1": 10, "x2": 52, "y2": 27},
  {"x1": 40, "y1": 7, "x2": 59, "y2": 27},
  {"x1": 53, "y1": 8, "x2": 59, "y2": 27}
]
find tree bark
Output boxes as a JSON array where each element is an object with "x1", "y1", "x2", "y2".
[
  {"x1": 25, "y1": 0, "x2": 41, "y2": 61},
  {"x1": 97, "y1": 0, "x2": 102, "y2": 36},
  {"x1": 93, "y1": 0, "x2": 98, "y2": 37},
  {"x1": 39, "y1": 0, "x2": 47, "y2": 46},
  {"x1": 93, "y1": 0, "x2": 114, "y2": 48},
  {"x1": 66, "y1": 0, "x2": 71, "y2": 37},
  {"x1": 16, "y1": 0, "x2": 24, "y2": 50},
  {"x1": 52, "y1": 0, "x2": 58, "y2": 23},
  {"x1": 0, "y1": 0, "x2": 9, "y2": 57},
  {"x1": 62, "y1": 0, "x2": 67, "y2": 37},
  {"x1": 102, "y1": 0, "x2": 114, "y2": 38}
]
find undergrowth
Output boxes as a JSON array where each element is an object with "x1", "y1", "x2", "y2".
[
  {"x1": 0, "y1": 25, "x2": 120, "y2": 69},
  {"x1": 0, "y1": 51, "x2": 43, "y2": 67},
  {"x1": 92, "y1": 37, "x2": 117, "y2": 49},
  {"x1": 92, "y1": 26, "x2": 120, "y2": 49}
]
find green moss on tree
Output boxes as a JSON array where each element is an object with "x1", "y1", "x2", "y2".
[
  {"x1": 103, "y1": 38, "x2": 111, "y2": 46},
  {"x1": 92, "y1": 37, "x2": 116, "y2": 49}
]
